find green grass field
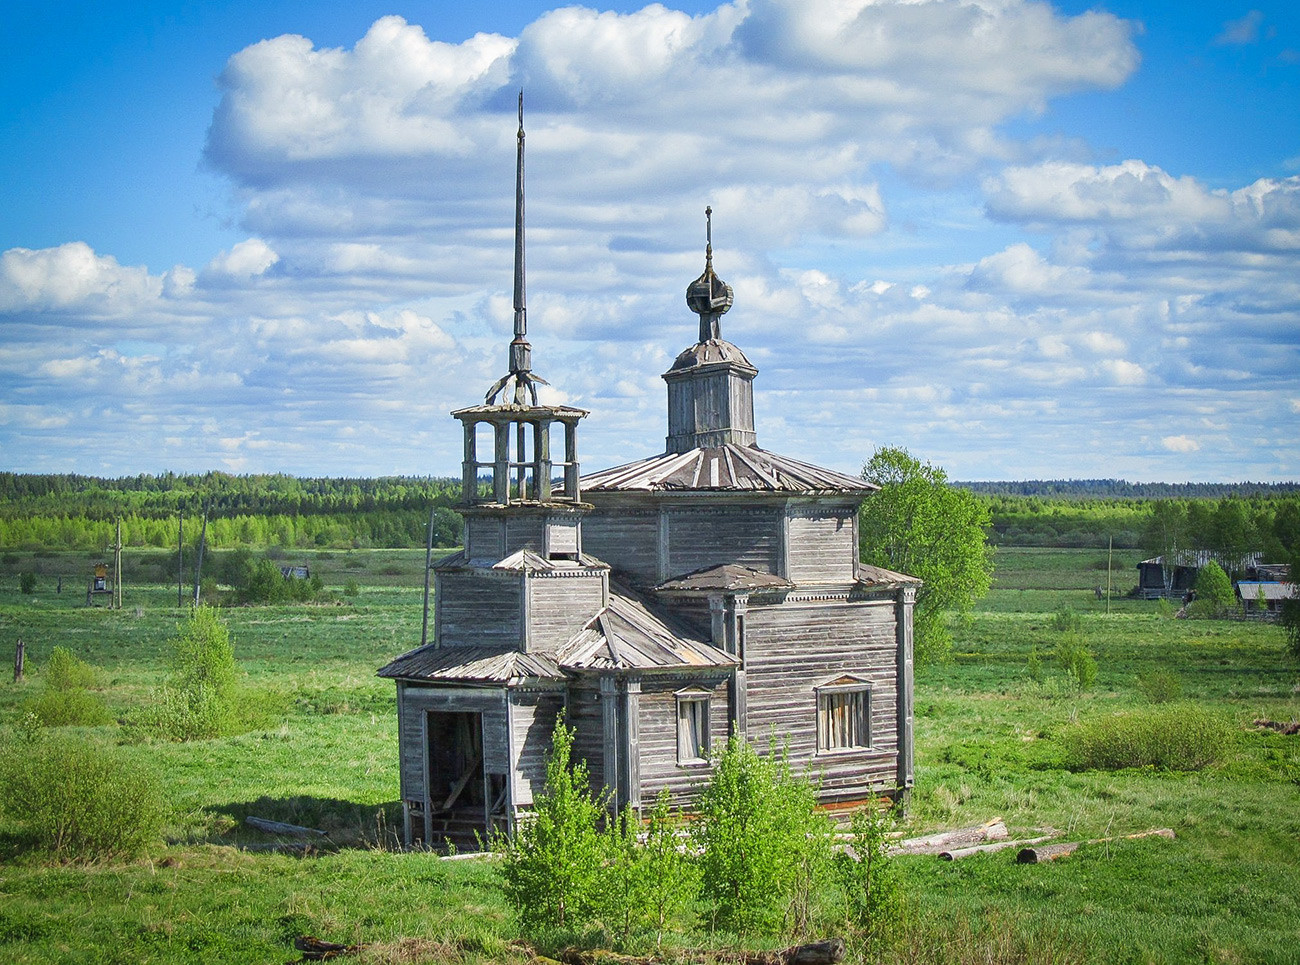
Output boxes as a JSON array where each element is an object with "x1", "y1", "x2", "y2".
[{"x1": 1, "y1": 548, "x2": 1298, "y2": 963}]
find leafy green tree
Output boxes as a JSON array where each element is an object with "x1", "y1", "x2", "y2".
[
  {"x1": 859, "y1": 447, "x2": 994, "y2": 663},
  {"x1": 1190, "y1": 560, "x2": 1235, "y2": 617},
  {"x1": 693, "y1": 736, "x2": 832, "y2": 937},
  {"x1": 26, "y1": 647, "x2": 112, "y2": 727},
  {"x1": 19, "y1": 570, "x2": 37, "y2": 594},
  {"x1": 835, "y1": 804, "x2": 903, "y2": 956},
  {"x1": 1209, "y1": 498, "x2": 1256, "y2": 577},
  {"x1": 496, "y1": 714, "x2": 606, "y2": 932},
  {"x1": 143, "y1": 606, "x2": 239, "y2": 740}
]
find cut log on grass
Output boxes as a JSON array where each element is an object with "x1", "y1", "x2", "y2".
[
  {"x1": 294, "y1": 935, "x2": 360, "y2": 960},
  {"x1": 940, "y1": 834, "x2": 1057, "y2": 860},
  {"x1": 245, "y1": 815, "x2": 328, "y2": 837},
  {"x1": 1018, "y1": 828, "x2": 1175, "y2": 864},
  {"x1": 891, "y1": 818, "x2": 1008, "y2": 855}
]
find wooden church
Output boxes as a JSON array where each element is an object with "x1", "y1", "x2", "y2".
[{"x1": 378, "y1": 102, "x2": 918, "y2": 847}]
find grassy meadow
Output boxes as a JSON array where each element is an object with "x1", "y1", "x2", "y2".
[{"x1": 0, "y1": 547, "x2": 1298, "y2": 963}]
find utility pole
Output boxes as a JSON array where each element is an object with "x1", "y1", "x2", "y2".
[
  {"x1": 192, "y1": 500, "x2": 209, "y2": 606},
  {"x1": 114, "y1": 518, "x2": 123, "y2": 609},
  {"x1": 177, "y1": 514, "x2": 185, "y2": 608},
  {"x1": 1106, "y1": 535, "x2": 1113, "y2": 616}
]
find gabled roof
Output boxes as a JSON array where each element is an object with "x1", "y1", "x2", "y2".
[
  {"x1": 582, "y1": 443, "x2": 874, "y2": 495},
  {"x1": 656, "y1": 563, "x2": 794, "y2": 593},
  {"x1": 1236, "y1": 581, "x2": 1296, "y2": 603},
  {"x1": 559, "y1": 582, "x2": 737, "y2": 672},
  {"x1": 377, "y1": 645, "x2": 564, "y2": 683}
]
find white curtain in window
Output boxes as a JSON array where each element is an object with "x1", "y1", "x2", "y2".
[{"x1": 678, "y1": 698, "x2": 707, "y2": 760}]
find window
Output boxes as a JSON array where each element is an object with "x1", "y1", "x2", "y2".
[
  {"x1": 676, "y1": 689, "x2": 711, "y2": 764},
  {"x1": 817, "y1": 678, "x2": 871, "y2": 753}
]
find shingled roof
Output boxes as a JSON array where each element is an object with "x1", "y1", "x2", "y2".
[
  {"x1": 377, "y1": 645, "x2": 565, "y2": 684},
  {"x1": 582, "y1": 443, "x2": 874, "y2": 495},
  {"x1": 559, "y1": 582, "x2": 736, "y2": 672}
]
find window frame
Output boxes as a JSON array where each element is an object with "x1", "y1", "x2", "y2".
[
  {"x1": 675, "y1": 687, "x2": 712, "y2": 766},
  {"x1": 815, "y1": 677, "x2": 872, "y2": 755}
]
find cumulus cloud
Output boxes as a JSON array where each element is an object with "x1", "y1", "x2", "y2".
[
  {"x1": 984, "y1": 161, "x2": 1300, "y2": 252},
  {"x1": 1162, "y1": 435, "x2": 1201, "y2": 453},
  {"x1": 0, "y1": 242, "x2": 163, "y2": 314},
  {"x1": 204, "y1": 239, "x2": 280, "y2": 280}
]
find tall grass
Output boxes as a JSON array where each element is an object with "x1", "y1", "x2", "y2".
[{"x1": 1061, "y1": 705, "x2": 1233, "y2": 771}]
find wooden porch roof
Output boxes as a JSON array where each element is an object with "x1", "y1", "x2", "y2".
[{"x1": 376, "y1": 645, "x2": 565, "y2": 684}]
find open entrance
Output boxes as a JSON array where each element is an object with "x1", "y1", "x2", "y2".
[{"x1": 414, "y1": 711, "x2": 507, "y2": 849}]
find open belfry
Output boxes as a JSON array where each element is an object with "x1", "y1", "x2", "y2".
[{"x1": 378, "y1": 98, "x2": 918, "y2": 847}]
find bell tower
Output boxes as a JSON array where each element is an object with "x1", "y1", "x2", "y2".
[
  {"x1": 663, "y1": 208, "x2": 758, "y2": 454},
  {"x1": 452, "y1": 94, "x2": 590, "y2": 563}
]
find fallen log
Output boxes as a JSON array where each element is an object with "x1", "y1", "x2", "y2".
[
  {"x1": 1253, "y1": 718, "x2": 1300, "y2": 735},
  {"x1": 891, "y1": 818, "x2": 1007, "y2": 855},
  {"x1": 245, "y1": 815, "x2": 328, "y2": 837},
  {"x1": 743, "y1": 939, "x2": 846, "y2": 965},
  {"x1": 294, "y1": 935, "x2": 360, "y2": 960},
  {"x1": 940, "y1": 834, "x2": 1057, "y2": 860},
  {"x1": 1017, "y1": 828, "x2": 1175, "y2": 864}
]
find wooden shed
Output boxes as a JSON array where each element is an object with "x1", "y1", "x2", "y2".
[{"x1": 378, "y1": 106, "x2": 916, "y2": 847}]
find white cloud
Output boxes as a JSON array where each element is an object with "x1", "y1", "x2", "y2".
[
  {"x1": 1162, "y1": 435, "x2": 1201, "y2": 453},
  {"x1": 204, "y1": 239, "x2": 280, "y2": 280},
  {"x1": 0, "y1": 242, "x2": 163, "y2": 314},
  {"x1": 1215, "y1": 11, "x2": 1264, "y2": 46}
]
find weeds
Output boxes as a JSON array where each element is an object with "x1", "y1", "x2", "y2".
[
  {"x1": 0, "y1": 716, "x2": 166, "y2": 860},
  {"x1": 1061, "y1": 705, "x2": 1233, "y2": 771}
]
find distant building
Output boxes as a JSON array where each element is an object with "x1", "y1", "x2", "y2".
[{"x1": 1235, "y1": 581, "x2": 1296, "y2": 617}]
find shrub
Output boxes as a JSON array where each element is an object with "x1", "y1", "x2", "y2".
[
  {"x1": 19, "y1": 571, "x2": 37, "y2": 594},
  {"x1": 1062, "y1": 705, "x2": 1232, "y2": 771},
  {"x1": 599, "y1": 791, "x2": 697, "y2": 950},
  {"x1": 1050, "y1": 608, "x2": 1083, "y2": 634},
  {"x1": 343, "y1": 578, "x2": 360, "y2": 597},
  {"x1": 0, "y1": 720, "x2": 165, "y2": 860},
  {"x1": 694, "y1": 736, "x2": 832, "y2": 937},
  {"x1": 1137, "y1": 668, "x2": 1183, "y2": 703},
  {"x1": 1055, "y1": 635, "x2": 1097, "y2": 693},
  {"x1": 835, "y1": 803, "x2": 903, "y2": 956},
  {"x1": 1189, "y1": 560, "x2": 1235, "y2": 617},
  {"x1": 26, "y1": 647, "x2": 111, "y2": 727},
  {"x1": 138, "y1": 606, "x2": 239, "y2": 740},
  {"x1": 496, "y1": 715, "x2": 606, "y2": 933}
]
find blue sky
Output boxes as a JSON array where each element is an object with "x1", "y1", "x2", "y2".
[{"x1": 2, "y1": 0, "x2": 1298, "y2": 482}]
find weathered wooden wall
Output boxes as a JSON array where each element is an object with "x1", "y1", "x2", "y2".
[
  {"x1": 786, "y1": 505, "x2": 857, "y2": 584},
  {"x1": 580, "y1": 506, "x2": 659, "y2": 581},
  {"x1": 566, "y1": 681, "x2": 606, "y2": 795},
  {"x1": 435, "y1": 571, "x2": 522, "y2": 648},
  {"x1": 509, "y1": 690, "x2": 565, "y2": 807},
  {"x1": 526, "y1": 573, "x2": 606, "y2": 653},
  {"x1": 397, "y1": 685, "x2": 509, "y2": 807},
  {"x1": 743, "y1": 596, "x2": 900, "y2": 802},
  {"x1": 637, "y1": 676, "x2": 731, "y2": 808}
]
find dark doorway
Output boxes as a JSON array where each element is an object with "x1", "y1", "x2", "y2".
[{"x1": 423, "y1": 711, "x2": 486, "y2": 847}]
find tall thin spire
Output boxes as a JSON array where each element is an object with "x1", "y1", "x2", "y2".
[{"x1": 487, "y1": 91, "x2": 547, "y2": 405}]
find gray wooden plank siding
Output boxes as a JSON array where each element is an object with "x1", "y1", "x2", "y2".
[
  {"x1": 636, "y1": 677, "x2": 730, "y2": 809},
  {"x1": 466, "y1": 518, "x2": 506, "y2": 561},
  {"x1": 398, "y1": 686, "x2": 508, "y2": 804},
  {"x1": 743, "y1": 599, "x2": 901, "y2": 801},
  {"x1": 527, "y1": 574, "x2": 606, "y2": 654},
  {"x1": 510, "y1": 691, "x2": 564, "y2": 807},
  {"x1": 436, "y1": 571, "x2": 522, "y2": 648},
  {"x1": 506, "y1": 516, "x2": 546, "y2": 552},
  {"x1": 667, "y1": 507, "x2": 779, "y2": 578},
  {"x1": 566, "y1": 683, "x2": 606, "y2": 795},
  {"x1": 581, "y1": 508, "x2": 659, "y2": 582},
  {"x1": 787, "y1": 510, "x2": 857, "y2": 584}
]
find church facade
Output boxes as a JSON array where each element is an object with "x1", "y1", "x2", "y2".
[{"x1": 378, "y1": 106, "x2": 917, "y2": 847}]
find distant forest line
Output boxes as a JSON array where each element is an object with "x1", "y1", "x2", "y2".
[{"x1": 1, "y1": 471, "x2": 1297, "y2": 553}]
